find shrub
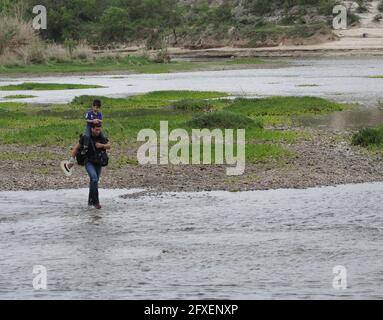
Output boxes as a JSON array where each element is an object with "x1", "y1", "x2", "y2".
[
  {"x1": 17, "y1": 40, "x2": 46, "y2": 64},
  {"x1": 356, "y1": 0, "x2": 368, "y2": 13},
  {"x1": 146, "y1": 30, "x2": 164, "y2": 50},
  {"x1": 318, "y1": 0, "x2": 338, "y2": 15},
  {"x1": 0, "y1": 15, "x2": 36, "y2": 54},
  {"x1": 348, "y1": 10, "x2": 361, "y2": 26},
  {"x1": 379, "y1": 0, "x2": 383, "y2": 12},
  {"x1": 374, "y1": 14, "x2": 383, "y2": 22},
  {"x1": 352, "y1": 127, "x2": 383, "y2": 147},
  {"x1": 72, "y1": 42, "x2": 93, "y2": 60},
  {"x1": 64, "y1": 39, "x2": 78, "y2": 57},
  {"x1": 149, "y1": 47, "x2": 171, "y2": 63},
  {"x1": 45, "y1": 43, "x2": 71, "y2": 62},
  {"x1": 0, "y1": 48, "x2": 22, "y2": 66},
  {"x1": 287, "y1": 23, "x2": 329, "y2": 38}
]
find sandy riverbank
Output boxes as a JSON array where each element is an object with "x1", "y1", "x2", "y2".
[{"x1": 95, "y1": 41, "x2": 383, "y2": 61}]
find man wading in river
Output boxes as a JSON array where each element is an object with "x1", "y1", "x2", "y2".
[{"x1": 69, "y1": 123, "x2": 111, "y2": 209}]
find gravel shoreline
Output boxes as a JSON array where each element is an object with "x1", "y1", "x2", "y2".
[{"x1": 1, "y1": 129, "x2": 383, "y2": 193}]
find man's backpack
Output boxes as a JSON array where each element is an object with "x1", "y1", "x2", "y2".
[{"x1": 76, "y1": 135, "x2": 90, "y2": 166}]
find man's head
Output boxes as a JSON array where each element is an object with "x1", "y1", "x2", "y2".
[
  {"x1": 91, "y1": 123, "x2": 102, "y2": 136},
  {"x1": 92, "y1": 99, "x2": 101, "y2": 113}
]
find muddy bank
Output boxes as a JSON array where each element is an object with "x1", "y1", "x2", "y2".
[{"x1": 1, "y1": 129, "x2": 382, "y2": 193}]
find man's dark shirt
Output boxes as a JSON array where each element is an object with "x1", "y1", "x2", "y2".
[{"x1": 79, "y1": 134, "x2": 109, "y2": 161}]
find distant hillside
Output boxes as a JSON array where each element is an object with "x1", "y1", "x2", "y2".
[
  {"x1": 173, "y1": 0, "x2": 338, "y2": 48},
  {"x1": 0, "y1": 0, "x2": 376, "y2": 49}
]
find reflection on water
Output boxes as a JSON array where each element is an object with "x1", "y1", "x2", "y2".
[{"x1": 296, "y1": 107, "x2": 383, "y2": 131}]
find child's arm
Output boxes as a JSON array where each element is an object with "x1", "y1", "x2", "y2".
[
  {"x1": 86, "y1": 119, "x2": 99, "y2": 124},
  {"x1": 85, "y1": 111, "x2": 101, "y2": 124}
]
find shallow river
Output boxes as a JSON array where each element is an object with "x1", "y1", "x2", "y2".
[
  {"x1": 1, "y1": 184, "x2": 383, "y2": 299},
  {"x1": 1, "y1": 57, "x2": 383, "y2": 106},
  {"x1": 1, "y1": 58, "x2": 383, "y2": 299}
]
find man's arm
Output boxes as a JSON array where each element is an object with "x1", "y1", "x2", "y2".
[
  {"x1": 95, "y1": 142, "x2": 111, "y2": 150},
  {"x1": 71, "y1": 143, "x2": 81, "y2": 158},
  {"x1": 86, "y1": 119, "x2": 100, "y2": 124}
]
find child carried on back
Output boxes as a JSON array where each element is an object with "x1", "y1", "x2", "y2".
[
  {"x1": 84, "y1": 99, "x2": 103, "y2": 137},
  {"x1": 60, "y1": 99, "x2": 104, "y2": 176}
]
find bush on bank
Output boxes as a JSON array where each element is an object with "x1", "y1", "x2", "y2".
[{"x1": 352, "y1": 127, "x2": 383, "y2": 147}]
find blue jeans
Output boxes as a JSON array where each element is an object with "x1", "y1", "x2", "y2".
[{"x1": 85, "y1": 162, "x2": 102, "y2": 206}]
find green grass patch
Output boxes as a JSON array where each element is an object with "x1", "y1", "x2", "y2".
[
  {"x1": 245, "y1": 143, "x2": 294, "y2": 164},
  {"x1": 0, "y1": 94, "x2": 344, "y2": 146},
  {"x1": 225, "y1": 58, "x2": 266, "y2": 65},
  {"x1": 0, "y1": 55, "x2": 274, "y2": 75},
  {"x1": 352, "y1": 127, "x2": 383, "y2": 148},
  {"x1": 186, "y1": 111, "x2": 262, "y2": 129},
  {"x1": 71, "y1": 91, "x2": 229, "y2": 110},
  {"x1": 226, "y1": 96, "x2": 348, "y2": 116},
  {"x1": 0, "y1": 82, "x2": 105, "y2": 91},
  {"x1": 0, "y1": 93, "x2": 347, "y2": 166},
  {"x1": 138, "y1": 91, "x2": 230, "y2": 101},
  {"x1": 256, "y1": 115, "x2": 293, "y2": 127},
  {"x1": 3, "y1": 95, "x2": 37, "y2": 99},
  {"x1": 224, "y1": 96, "x2": 350, "y2": 126},
  {"x1": 0, "y1": 55, "x2": 158, "y2": 75},
  {"x1": 246, "y1": 127, "x2": 302, "y2": 143},
  {"x1": 174, "y1": 99, "x2": 219, "y2": 112}
]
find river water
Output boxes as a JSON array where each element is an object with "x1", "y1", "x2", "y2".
[
  {"x1": 1, "y1": 57, "x2": 383, "y2": 107},
  {"x1": 1, "y1": 184, "x2": 383, "y2": 299},
  {"x1": 1, "y1": 58, "x2": 383, "y2": 299}
]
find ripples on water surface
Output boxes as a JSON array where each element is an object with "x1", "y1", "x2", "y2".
[{"x1": 1, "y1": 184, "x2": 383, "y2": 299}]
